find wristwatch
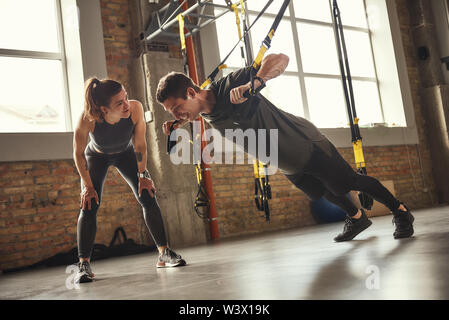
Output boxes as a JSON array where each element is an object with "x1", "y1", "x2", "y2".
[{"x1": 137, "y1": 169, "x2": 151, "y2": 179}]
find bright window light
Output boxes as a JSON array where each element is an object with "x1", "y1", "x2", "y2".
[
  {"x1": 0, "y1": 0, "x2": 60, "y2": 52},
  {"x1": 293, "y1": 0, "x2": 332, "y2": 23},
  {"x1": 245, "y1": 0, "x2": 290, "y2": 16},
  {"x1": 0, "y1": 0, "x2": 69, "y2": 133},
  {"x1": 0, "y1": 57, "x2": 67, "y2": 133},
  {"x1": 297, "y1": 23, "x2": 340, "y2": 75},
  {"x1": 248, "y1": 15, "x2": 298, "y2": 72},
  {"x1": 305, "y1": 77, "x2": 348, "y2": 128}
]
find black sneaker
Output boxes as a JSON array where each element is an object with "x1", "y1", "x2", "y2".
[
  {"x1": 75, "y1": 261, "x2": 94, "y2": 283},
  {"x1": 392, "y1": 204, "x2": 414, "y2": 239},
  {"x1": 157, "y1": 248, "x2": 186, "y2": 268},
  {"x1": 334, "y1": 209, "x2": 373, "y2": 242}
]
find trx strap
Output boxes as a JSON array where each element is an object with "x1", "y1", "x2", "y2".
[
  {"x1": 243, "y1": 0, "x2": 290, "y2": 98},
  {"x1": 229, "y1": 0, "x2": 271, "y2": 221},
  {"x1": 177, "y1": 14, "x2": 189, "y2": 75},
  {"x1": 201, "y1": 0, "x2": 274, "y2": 89},
  {"x1": 253, "y1": 160, "x2": 272, "y2": 221},
  {"x1": 332, "y1": 0, "x2": 373, "y2": 210},
  {"x1": 244, "y1": 0, "x2": 290, "y2": 220}
]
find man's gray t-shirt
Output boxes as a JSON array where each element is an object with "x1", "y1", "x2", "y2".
[{"x1": 201, "y1": 67, "x2": 327, "y2": 175}]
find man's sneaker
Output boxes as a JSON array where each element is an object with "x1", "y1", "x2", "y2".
[
  {"x1": 75, "y1": 261, "x2": 94, "y2": 283},
  {"x1": 334, "y1": 209, "x2": 373, "y2": 242},
  {"x1": 392, "y1": 203, "x2": 414, "y2": 239},
  {"x1": 157, "y1": 248, "x2": 186, "y2": 268}
]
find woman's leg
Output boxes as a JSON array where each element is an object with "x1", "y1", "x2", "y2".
[
  {"x1": 77, "y1": 149, "x2": 110, "y2": 261},
  {"x1": 113, "y1": 147, "x2": 168, "y2": 249}
]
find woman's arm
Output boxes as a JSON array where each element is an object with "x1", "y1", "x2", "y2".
[
  {"x1": 73, "y1": 115, "x2": 94, "y2": 188},
  {"x1": 131, "y1": 100, "x2": 148, "y2": 174},
  {"x1": 73, "y1": 115, "x2": 98, "y2": 209},
  {"x1": 131, "y1": 100, "x2": 156, "y2": 197}
]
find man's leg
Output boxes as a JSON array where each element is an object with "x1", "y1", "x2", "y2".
[
  {"x1": 306, "y1": 139, "x2": 414, "y2": 239},
  {"x1": 285, "y1": 172, "x2": 372, "y2": 241}
]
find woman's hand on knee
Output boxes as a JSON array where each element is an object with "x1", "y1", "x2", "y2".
[
  {"x1": 80, "y1": 185, "x2": 99, "y2": 211},
  {"x1": 138, "y1": 177, "x2": 156, "y2": 198}
]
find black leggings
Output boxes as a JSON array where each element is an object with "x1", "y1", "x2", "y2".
[
  {"x1": 77, "y1": 144, "x2": 167, "y2": 259},
  {"x1": 285, "y1": 139, "x2": 401, "y2": 217}
]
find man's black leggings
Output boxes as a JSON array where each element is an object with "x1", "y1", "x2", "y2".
[
  {"x1": 77, "y1": 144, "x2": 167, "y2": 259},
  {"x1": 285, "y1": 139, "x2": 401, "y2": 217}
]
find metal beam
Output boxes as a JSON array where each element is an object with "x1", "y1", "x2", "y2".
[{"x1": 144, "y1": 0, "x2": 246, "y2": 43}]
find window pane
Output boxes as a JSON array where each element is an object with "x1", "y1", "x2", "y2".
[
  {"x1": 341, "y1": 29, "x2": 376, "y2": 78},
  {"x1": 263, "y1": 75, "x2": 303, "y2": 117},
  {"x1": 293, "y1": 0, "x2": 332, "y2": 23},
  {"x1": 0, "y1": 0, "x2": 60, "y2": 52},
  {"x1": 333, "y1": 0, "x2": 368, "y2": 28},
  {"x1": 0, "y1": 57, "x2": 67, "y2": 133},
  {"x1": 297, "y1": 23, "x2": 340, "y2": 75},
  {"x1": 246, "y1": 0, "x2": 290, "y2": 16},
  {"x1": 223, "y1": 69, "x2": 303, "y2": 117},
  {"x1": 249, "y1": 15, "x2": 298, "y2": 72},
  {"x1": 352, "y1": 81, "x2": 383, "y2": 126},
  {"x1": 214, "y1": 9, "x2": 249, "y2": 68},
  {"x1": 305, "y1": 77, "x2": 348, "y2": 128}
]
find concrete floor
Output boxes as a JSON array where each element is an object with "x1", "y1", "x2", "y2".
[{"x1": 1, "y1": 206, "x2": 448, "y2": 300}]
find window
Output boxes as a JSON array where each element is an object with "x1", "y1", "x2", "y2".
[
  {"x1": 211, "y1": 0, "x2": 392, "y2": 128},
  {"x1": 0, "y1": 0, "x2": 70, "y2": 133}
]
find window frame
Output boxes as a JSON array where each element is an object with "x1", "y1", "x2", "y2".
[{"x1": 0, "y1": 0, "x2": 108, "y2": 162}]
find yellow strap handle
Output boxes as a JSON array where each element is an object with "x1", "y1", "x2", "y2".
[
  {"x1": 177, "y1": 14, "x2": 186, "y2": 51},
  {"x1": 253, "y1": 159, "x2": 266, "y2": 178},
  {"x1": 232, "y1": 4, "x2": 243, "y2": 40},
  {"x1": 353, "y1": 139, "x2": 366, "y2": 169},
  {"x1": 201, "y1": 64, "x2": 227, "y2": 89}
]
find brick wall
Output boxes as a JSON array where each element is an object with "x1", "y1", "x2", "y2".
[{"x1": 100, "y1": 0, "x2": 134, "y2": 88}]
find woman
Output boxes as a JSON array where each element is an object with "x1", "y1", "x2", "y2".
[{"x1": 73, "y1": 78, "x2": 186, "y2": 284}]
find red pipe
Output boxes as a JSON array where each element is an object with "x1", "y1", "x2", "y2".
[{"x1": 180, "y1": 1, "x2": 220, "y2": 241}]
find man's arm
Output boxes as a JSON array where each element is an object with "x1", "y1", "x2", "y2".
[
  {"x1": 230, "y1": 53, "x2": 289, "y2": 104},
  {"x1": 255, "y1": 53, "x2": 290, "y2": 84}
]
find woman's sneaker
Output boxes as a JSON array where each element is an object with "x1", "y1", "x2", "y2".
[
  {"x1": 157, "y1": 248, "x2": 186, "y2": 268},
  {"x1": 334, "y1": 209, "x2": 373, "y2": 242},
  {"x1": 392, "y1": 204, "x2": 414, "y2": 239},
  {"x1": 75, "y1": 261, "x2": 94, "y2": 283}
]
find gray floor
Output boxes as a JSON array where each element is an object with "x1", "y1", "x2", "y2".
[{"x1": 1, "y1": 206, "x2": 448, "y2": 300}]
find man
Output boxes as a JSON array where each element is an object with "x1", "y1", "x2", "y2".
[{"x1": 156, "y1": 53, "x2": 414, "y2": 241}]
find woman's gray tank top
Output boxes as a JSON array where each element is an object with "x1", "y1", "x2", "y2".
[{"x1": 89, "y1": 116, "x2": 134, "y2": 153}]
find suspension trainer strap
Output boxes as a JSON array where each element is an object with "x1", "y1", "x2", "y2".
[
  {"x1": 177, "y1": 14, "x2": 189, "y2": 75},
  {"x1": 243, "y1": 0, "x2": 290, "y2": 98},
  {"x1": 332, "y1": 0, "x2": 373, "y2": 210},
  {"x1": 201, "y1": 0, "x2": 275, "y2": 89}
]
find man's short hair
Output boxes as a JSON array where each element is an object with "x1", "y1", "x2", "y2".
[{"x1": 156, "y1": 72, "x2": 200, "y2": 103}]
